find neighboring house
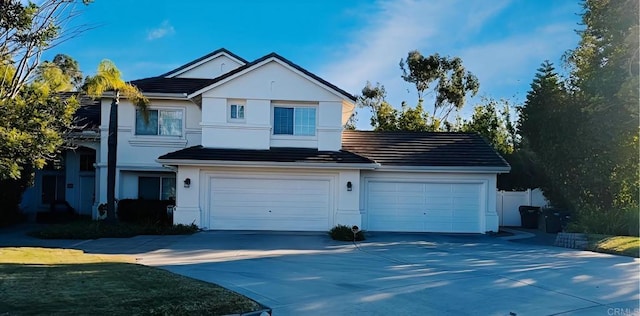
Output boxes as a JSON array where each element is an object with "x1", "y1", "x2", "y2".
[
  {"x1": 24, "y1": 48, "x2": 511, "y2": 233},
  {"x1": 21, "y1": 94, "x2": 101, "y2": 217}
]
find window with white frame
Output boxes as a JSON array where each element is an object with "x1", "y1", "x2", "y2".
[
  {"x1": 273, "y1": 106, "x2": 316, "y2": 136},
  {"x1": 135, "y1": 109, "x2": 183, "y2": 136},
  {"x1": 138, "y1": 176, "x2": 176, "y2": 200},
  {"x1": 229, "y1": 104, "x2": 245, "y2": 120}
]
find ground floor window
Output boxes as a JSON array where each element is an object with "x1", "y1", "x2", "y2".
[
  {"x1": 138, "y1": 176, "x2": 175, "y2": 200},
  {"x1": 41, "y1": 174, "x2": 65, "y2": 204}
]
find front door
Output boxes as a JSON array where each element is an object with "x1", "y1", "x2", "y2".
[{"x1": 79, "y1": 176, "x2": 95, "y2": 216}]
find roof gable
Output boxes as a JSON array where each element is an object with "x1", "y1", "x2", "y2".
[
  {"x1": 191, "y1": 53, "x2": 356, "y2": 102},
  {"x1": 161, "y1": 48, "x2": 248, "y2": 79}
]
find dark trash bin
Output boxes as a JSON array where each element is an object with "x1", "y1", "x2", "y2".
[
  {"x1": 542, "y1": 208, "x2": 562, "y2": 233},
  {"x1": 559, "y1": 211, "x2": 571, "y2": 230},
  {"x1": 519, "y1": 206, "x2": 541, "y2": 229}
]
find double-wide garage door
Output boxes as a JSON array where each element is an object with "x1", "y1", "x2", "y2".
[
  {"x1": 209, "y1": 176, "x2": 331, "y2": 231},
  {"x1": 367, "y1": 181, "x2": 483, "y2": 233}
]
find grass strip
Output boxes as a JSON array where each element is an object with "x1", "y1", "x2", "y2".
[{"x1": 0, "y1": 247, "x2": 262, "y2": 315}]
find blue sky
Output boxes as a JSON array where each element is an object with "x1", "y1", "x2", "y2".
[{"x1": 46, "y1": 0, "x2": 583, "y2": 129}]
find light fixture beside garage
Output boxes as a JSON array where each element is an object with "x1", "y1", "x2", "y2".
[
  {"x1": 183, "y1": 178, "x2": 191, "y2": 188},
  {"x1": 346, "y1": 181, "x2": 352, "y2": 191}
]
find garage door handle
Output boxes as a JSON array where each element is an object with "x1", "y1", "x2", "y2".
[{"x1": 268, "y1": 210, "x2": 272, "y2": 213}]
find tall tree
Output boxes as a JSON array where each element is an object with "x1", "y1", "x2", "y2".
[
  {"x1": 462, "y1": 97, "x2": 515, "y2": 155},
  {"x1": 518, "y1": 61, "x2": 577, "y2": 207},
  {"x1": 85, "y1": 60, "x2": 149, "y2": 222},
  {"x1": 563, "y1": 0, "x2": 639, "y2": 209},
  {"x1": 0, "y1": 0, "x2": 90, "y2": 224},
  {"x1": 42, "y1": 54, "x2": 83, "y2": 89},
  {"x1": 0, "y1": 58, "x2": 79, "y2": 224},
  {"x1": 0, "y1": 0, "x2": 92, "y2": 99},
  {"x1": 357, "y1": 82, "x2": 399, "y2": 131},
  {"x1": 397, "y1": 102, "x2": 429, "y2": 132},
  {"x1": 34, "y1": 54, "x2": 82, "y2": 93},
  {"x1": 400, "y1": 51, "x2": 479, "y2": 124}
]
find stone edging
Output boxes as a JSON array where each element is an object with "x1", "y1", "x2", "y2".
[{"x1": 554, "y1": 232, "x2": 588, "y2": 250}]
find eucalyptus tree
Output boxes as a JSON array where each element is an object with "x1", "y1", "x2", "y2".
[{"x1": 400, "y1": 51, "x2": 479, "y2": 124}]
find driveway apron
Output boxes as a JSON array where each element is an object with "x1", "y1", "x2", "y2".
[{"x1": 137, "y1": 232, "x2": 640, "y2": 315}]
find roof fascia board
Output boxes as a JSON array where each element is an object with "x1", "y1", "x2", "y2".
[
  {"x1": 373, "y1": 165, "x2": 511, "y2": 173},
  {"x1": 101, "y1": 91, "x2": 190, "y2": 100},
  {"x1": 187, "y1": 57, "x2": 354, "y2": 103},
  {"x1": 165, "y1": 52, "x2": 247, "y2": 78},
  {"x1": 156, "y1": 158, "x2": 379, "y2": 170}
]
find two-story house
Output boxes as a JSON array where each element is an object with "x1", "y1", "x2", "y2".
[{"x1": 24, "y1": 48, "x2": 510, "y2": 233}]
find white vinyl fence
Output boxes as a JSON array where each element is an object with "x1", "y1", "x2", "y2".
[{"x1": 497, "y1": 188, "x2": 549, "y2": 226}]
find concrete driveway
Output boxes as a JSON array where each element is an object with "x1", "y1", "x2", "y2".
[{"x1": 134, "y1": 231, "x2": 639, "y2": 315}]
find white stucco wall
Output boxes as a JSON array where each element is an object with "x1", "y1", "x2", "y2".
[
  {"x1": 96, "y1": 98, "x2": 200, "y2": 208},
  {"x1": 172, "y1": 166, "x2": 363, "y2": 230},
  {"x1": 200, "y1": 97, "x2": 271, "y2": 149},
  {"x1": 199, "y1": 60, "x2": 351, "y2": 151},
  {"x1": 174, "y1": 54, "x2": 243, "y2": 79},
  {"x1": 173, "y1": 166, "x2": 201, "y2": 226}
]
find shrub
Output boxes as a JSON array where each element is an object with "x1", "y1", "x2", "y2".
[
  {"x1": 329, "y1": 224, "x2": 365, "y2": 241},
  {"x1": 36, "y1": 200, "x2": 78, "y2": 224},
  {"x1": 29, "y1": 220, "x2": 200, "y2": 239},
  {"x1": 566, "y1": 206, "x2": 639, "y2": 237},
  {"x1": 117, "y1": 199, "x2": 174, "y2": 226}
]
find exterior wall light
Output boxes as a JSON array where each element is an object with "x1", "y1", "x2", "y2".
[
  {"x1": 183, "y1": 178, "x2": 191, "y2": 188},
  {"x1": 346, "y1": 181, "x2": 352, "y2": 191}
]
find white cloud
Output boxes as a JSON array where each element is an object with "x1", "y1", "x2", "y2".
[
  {"x1": 318, "y1": 0, "x2": 580, "y2": 128},
  {"x1": 147, "y1": 20, "x2": 175, "y2": 41},
  {"x1": 319, "y1": 0, "x2": 510, "y2": 128}
]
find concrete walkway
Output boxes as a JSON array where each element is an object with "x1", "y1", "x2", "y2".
[{"x1": 1, "y1": 225, "x2": 638, "y2": 315}]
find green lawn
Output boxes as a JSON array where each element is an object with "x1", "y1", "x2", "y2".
[
  {"x1": 588, "y1": 235, "x2": 640, "y2": 258},
  {"x1": 0, "y1": 248, "x2": 264, "y2": 315}
]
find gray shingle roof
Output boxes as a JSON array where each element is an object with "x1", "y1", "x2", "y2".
[
  {"x1": 129, "y1": 50, "x2": 356, "y2": 101},
  {"x1": 341, "y1": 130, "x2": 510, "y2": 168},
  {"x1": 130, "y1": 77, "x2": 215, "y2": 94},
  {"x1": 158, "y1": 146, "x2": 375, "y2": 165},
  {"x1": 56, "y1": 92, "x2": 100, "y2": 131}
]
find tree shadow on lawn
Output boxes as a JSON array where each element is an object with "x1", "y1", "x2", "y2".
[{"x1": 0, "y1": 262, "x2": 263, "y2": 315}]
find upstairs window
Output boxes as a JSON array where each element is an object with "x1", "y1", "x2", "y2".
[
  {"x1": 273, "y1": 106, "x2": 316, "y2": 136},
  {"x1": 230, "y1": 104, "x2": 245, "y2": 120},
  {"x1": 136, "y1": 109, "x2": 183, "y2": 136}
]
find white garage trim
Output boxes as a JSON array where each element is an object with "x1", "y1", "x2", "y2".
[
  {"x1": 362, "y1": 175, "x2": 488, "y2": 233},
  {"x1": 201, "y1": 171, "x2": 337, "y2": 231}
]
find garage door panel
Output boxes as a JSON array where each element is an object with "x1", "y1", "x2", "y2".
[
  {"x1": 369, "y1": 217, "x2": 424, "y2": 231},
  {"x1": 425, "y1": 221, "x2": 452, "y2": 232},
  {"x1": 367, "y1": 180, "x2": 483, "y2": 233},
  {"x1": 210, "y1": 176, "x2": 331, "y2": 231},
  {"x1": 452, "y1": 221, "x2": 479, "y2": 232}
]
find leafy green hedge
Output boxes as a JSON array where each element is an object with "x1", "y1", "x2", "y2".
[
  {"x1": 29, "y1": 220, "x2": 199, "y2": 239},
  {"x1": 117, "y1": 199, "x2": 174, "y2": 226},
  {"x1": 567, "y1": 206, "x2": 639, "y2": 237}
]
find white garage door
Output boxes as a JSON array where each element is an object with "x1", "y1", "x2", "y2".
[
  {"x1": 367, "y1": 181, "x2": 483, "y2": 233},
  {"x1": 209, "y1": 176, "x2": 331, "y2": 231}
]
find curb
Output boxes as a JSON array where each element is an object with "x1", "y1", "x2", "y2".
[{"x1": 498, "y1": 228, "x2": 536, "y2": 241}]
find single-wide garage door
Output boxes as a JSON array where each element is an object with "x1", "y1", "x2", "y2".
[
  {"x1": 367, "y1": 181, "x2": 482, "y2": 233},
  {"x1": 209, "y1": 176, "x2": 331, "y2": 231}
]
